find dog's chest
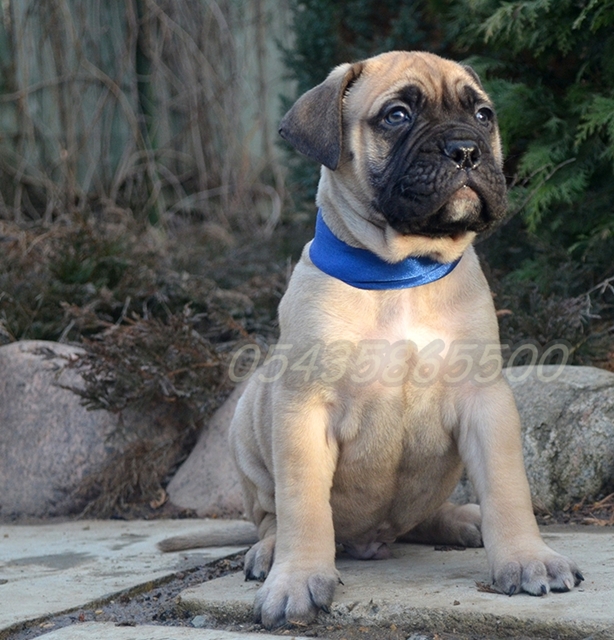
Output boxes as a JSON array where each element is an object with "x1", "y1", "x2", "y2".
[
  {"x1": 330, "y1": 370, "x2": 461, "y2": 539},
  {"x1": 329, "y1": 290, "x2": 461, "y2": 445},
  {"x1": 367, "y1": 289, "x2": 455, "y2": 352}
]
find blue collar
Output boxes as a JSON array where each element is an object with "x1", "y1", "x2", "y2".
[{"x1": 309, "y1": 210, "x2": 460, "y2": 290}]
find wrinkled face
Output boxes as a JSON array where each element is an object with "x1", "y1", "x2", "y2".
[{"x1": 341, "y1": 52, "x2": 507, "y2": 238}]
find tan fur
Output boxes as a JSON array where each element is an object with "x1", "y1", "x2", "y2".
[
  {"x1": 167, "y1": 52, "x2": 582, "y2": 628},
  {"x1": 157, "y1": 520, "x2": 257, "y2": 552}
]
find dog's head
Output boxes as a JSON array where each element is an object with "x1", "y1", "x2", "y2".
[{"x1": 280, "y1": 51, "x2": 507, "y2": 261}]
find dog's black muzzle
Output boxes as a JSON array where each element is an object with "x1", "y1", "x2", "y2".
[{"x1": 373, "y1": 126, "x2": 507, "y2": 238}]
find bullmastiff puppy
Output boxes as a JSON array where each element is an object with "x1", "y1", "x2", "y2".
[{"x1": 163, "y1": 51, "x2": 583, "y2": 628}]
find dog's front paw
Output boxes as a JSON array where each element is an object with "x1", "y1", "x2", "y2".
[
  {"x1": 254, "y1": 563, "x2": 339, "y2": 629},
  {"x1": 492, "y1": 546, "x2": 584, "y2": 596}
]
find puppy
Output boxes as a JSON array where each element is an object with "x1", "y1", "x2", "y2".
[{"x1": 163, "y1": 51, "x2": 583, "y2": 629}]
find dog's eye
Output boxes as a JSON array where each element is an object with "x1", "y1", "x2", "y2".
[
  {"x1": 475, "y1": 107, "x2": 494, "y2": 126},
  {"x1": 384, "y1": 107, "x2": 411, "y2": 126}
]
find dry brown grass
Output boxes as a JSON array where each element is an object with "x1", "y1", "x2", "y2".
[
  {"x1": 0, "y1": 0, "x2": 285, "y2": 230},
  {"x1": 537, "y1": 493, "x2": 614, "y2": 527},
  {"x1": 0, "y1": 209, "x2": 292, "y2": 517}
]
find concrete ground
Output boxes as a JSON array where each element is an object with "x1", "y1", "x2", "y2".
[
  {"x1": 0, "y1": 519, "x2": 249, "y2": 638},
  {"x1": 0, "y1": 519, "x2": 612, "y2": 640},
  {"x1": 22, "y1": 622, "x2": 308, "y2": 640}
]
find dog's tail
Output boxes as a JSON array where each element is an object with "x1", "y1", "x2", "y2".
[{"x1": 157, "y1": 520, "x2": 258, "y2": 552}]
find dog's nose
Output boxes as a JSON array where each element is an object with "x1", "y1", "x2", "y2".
[{"x1": 444, "y1": 140, "x2": 481, "y2": 170}]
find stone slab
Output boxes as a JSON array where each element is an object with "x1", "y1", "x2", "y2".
[
  {"x1": 36, "y1": 621, "x2": 308, "y2": 640},
  {"x1": 177, "y1": 527, "x2": 614, "y2": 639},
  {"x1": 0, "y1": 519, "x2": 249, "y2": 632}
]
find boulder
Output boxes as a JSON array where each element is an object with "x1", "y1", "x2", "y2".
[
  {"x1": 166, "y1": 381, "x2": 246, "y2": 518},
  {"x1": 0, "y1": 341, "x2": 119, "y2": 518},
  {"x1": 452, "y1": 365, "x2": 614, "y2": 511},
  {"x1": 0, "y1": 340, "x2": 180, "y2": 519}
]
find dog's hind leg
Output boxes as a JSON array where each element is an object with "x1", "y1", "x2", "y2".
[
  {"x1": 244, "y1": 513, "x2": 277, "y2": 581},
  {"x1": 399, "y1": 502, "x2": 482, "y2": 547}
]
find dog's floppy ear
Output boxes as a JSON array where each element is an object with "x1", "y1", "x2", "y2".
[{"x1": 279, "y1": 62, "x2": 364, "y2": 171}]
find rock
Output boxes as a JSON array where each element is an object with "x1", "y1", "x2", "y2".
[
  {"x1": 0, "y1": 341, "x2": 118, "y2": 518},
  {"x1": 453, "y1": 365, "x2": 614, "y2": 511},
  {"x1": 0, "y1": 340, "x2": 180, "y2": 519},
  {"x1": 190, "y1": 614, "x2": 212, "y2": 628},
  {"x1": 166, "y1": 381, "x2": 246, "y2": 518}
]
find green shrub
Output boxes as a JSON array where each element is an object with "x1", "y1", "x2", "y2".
[{"x1": 447, "y1": 0, "x2": 614, "y2": 268}]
